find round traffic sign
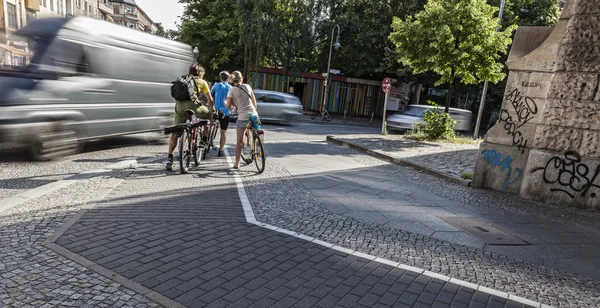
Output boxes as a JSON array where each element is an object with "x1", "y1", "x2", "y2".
[{"x1": 382, "y1": 78, "x2": 391, "y2": 93}]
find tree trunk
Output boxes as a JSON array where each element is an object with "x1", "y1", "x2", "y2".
[{"x1": 445, "y1": 68, "x2": 455, "y2": 113}]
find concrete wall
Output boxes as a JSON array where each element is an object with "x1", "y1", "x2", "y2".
[{"x1": 474, "y1": 0, "x2": 600, "y2": 210}]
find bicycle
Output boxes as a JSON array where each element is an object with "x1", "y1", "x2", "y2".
[
  {"x1": 203, "y1": 110, "x2": 221, "y2": 160},
  {"x1": 310, "y1": 106, "x2": 333, "y2": 121},
  {"x1": 233, "y1": 114, "x2": 265, "y2": 174},
  {"x1": 164, "y1": 109, "x2": 209, "y2": 174}
]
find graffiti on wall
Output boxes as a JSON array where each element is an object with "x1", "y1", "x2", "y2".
[
  {"x1": 499, "y1": 88, "x2": 539, "y2": 153},
  {"x1": 531, "y1": 151, "x2": 600, "y2": 199},
  {"x1": 481, "y1": 149, "x2": 522, "y2": 188}
]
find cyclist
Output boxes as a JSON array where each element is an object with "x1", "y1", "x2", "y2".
[
  {"x1": 166, "y1": 64, "x2": 214, "y2": 171},
  {"x1": 210, "y1": 71, "x2": 233, "y2": 157},
  {"x1": 226, "y1": 71, "x2": 259, "y2": 170}
]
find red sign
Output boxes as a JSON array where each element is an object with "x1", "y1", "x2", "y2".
[{"x1": 382, "y1": 78, "x2": 391, "y2": 93}]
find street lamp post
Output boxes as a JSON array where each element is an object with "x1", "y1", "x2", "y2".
[
  {"x1": 322, "y1": 25, "x2": 341, "y2": 120},
  {"x1": 473, "y1": 0, "x2": 506, "y2": 139},
  {"x1": 193, "y1": 47, "x2": 199, "y2": 63}
]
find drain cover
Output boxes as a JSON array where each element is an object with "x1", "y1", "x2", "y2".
[{"x1": 441, "y1": 217, "x2": 529, "y2": 246}]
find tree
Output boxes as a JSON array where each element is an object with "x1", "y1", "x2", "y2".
[{"x1": 389, "y1": 0, "x2": 516, "y2": 113}]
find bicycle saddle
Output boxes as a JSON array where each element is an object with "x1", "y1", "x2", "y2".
[{"x1": 185, "y1": 109, "x2": 195, "y2": 116}]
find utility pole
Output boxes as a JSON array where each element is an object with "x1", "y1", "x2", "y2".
[{"x1": 473, "y1": 0, "x2": 506, "y2": 139}]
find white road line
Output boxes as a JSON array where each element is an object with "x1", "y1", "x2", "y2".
[
  {"x1": 223, "y1": 147, "x2": 550, "y2": 308},
  {"x1": 0, "y1": 159, "x2": 137, "y2": 215}
]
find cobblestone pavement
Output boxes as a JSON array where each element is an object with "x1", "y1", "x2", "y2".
[
  {"x1": 235, "y1": 125, "x2": 600, "y2": 307},
  {"x1": 328, "y1": 134, "x2": 478, "y2": 178},
  {"x1": 0, "y1": 169, "x2": 161, "y2": 308},
  {"x1": 48, "y1": 152, "x2": 531, "y2": 307}
]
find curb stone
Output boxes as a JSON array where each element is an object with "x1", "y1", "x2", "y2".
[{"x1": 326, "y1": 135, "x2": 472, "y2": 187}]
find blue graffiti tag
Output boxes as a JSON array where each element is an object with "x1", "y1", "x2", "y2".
[{"x1": 481, "y1": 149, "x2": 522, "y2": 188}]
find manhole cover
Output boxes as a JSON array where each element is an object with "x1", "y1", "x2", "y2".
[{"x1": 441, "y1": 217, "x2": 529, "y2": 246}]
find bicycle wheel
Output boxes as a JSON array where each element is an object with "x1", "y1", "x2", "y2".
[
  {"x1": 324, "y1": 112, "x2": 333, "y2": 122},
  {"x1": 254, "y1": 134, "x2": 265, "y2": 174},
  {"x1": 310, "y1": 110, "x2": 319, "y2": 120},
  {"x1": 193, "y1": 129, "x2": 202, "y2": 167},
  {"x1": 179, "y1": 128, "x2": 192, "y2": 174},
  {"x1": 241, "y1": 129, "x2": 253, "y2": 164}
]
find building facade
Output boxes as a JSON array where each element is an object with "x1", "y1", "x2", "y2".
[
  {"x1": 0, "y1": 0, "x2": 38, "y2": 67},
  {"x1": 110, "y1": 0, "x2": 156, "y2": 34}
]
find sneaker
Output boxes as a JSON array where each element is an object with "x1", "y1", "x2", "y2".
[
  {"x1": 166, "y1": 159, "x2": 173, "y2": 171},
  {"x1": 218, "y1": 150, "x2": 224, "y2": 157}
]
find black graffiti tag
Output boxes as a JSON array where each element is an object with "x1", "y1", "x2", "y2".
[
  {"x1": 499, "y1": 88, "x2": 538, "y2": 153},
  {"x1": 531, "y1": 151, "x2": 600, "y2": 199}
]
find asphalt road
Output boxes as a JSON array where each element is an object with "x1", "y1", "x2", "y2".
[{"x1": 0, "y1": 122, "x2": 379, "y2": 200}]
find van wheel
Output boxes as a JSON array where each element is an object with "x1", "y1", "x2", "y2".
[{"x1": 31, "y1": 123, "x2": 81, "y2": 161}]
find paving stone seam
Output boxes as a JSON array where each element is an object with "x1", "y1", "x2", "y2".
[
  {"x1": 326, "y1": 135, "x2": 472, "y2": 187},
  {"x1": 223, "y1": 147, "x2": 547, "y2": 308},
  {"x1": 41, "y1": 163, "x2": 180, "y2": 308}
]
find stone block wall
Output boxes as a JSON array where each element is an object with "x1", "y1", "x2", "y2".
[{"x1": 474, "y1": 0, "x2": 600, "y2": 210}]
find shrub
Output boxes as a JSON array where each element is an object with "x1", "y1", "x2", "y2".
[
  {"x1": 415, "y1": 101, "x2": 457, "y2": 141},
  {"x1": 460, "y1": 171, "x2": 473, "y2": 180}
]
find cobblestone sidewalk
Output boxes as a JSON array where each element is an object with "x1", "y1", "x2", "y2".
[
  {"x1": 328, "y1": 134, "x2": 479, "y2": 180},
  {"x1": 41, "y1": 155, "x2": 535, "y2": 307}
]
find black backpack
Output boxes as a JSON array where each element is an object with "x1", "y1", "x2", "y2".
[
  {"x1": 170, "y1": 77, "x2": 198, "y2": 101},
  {"x1": 171, "y1": 80, "x2": 191, "y2": 101}
]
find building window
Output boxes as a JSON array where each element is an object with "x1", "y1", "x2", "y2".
[
  {"x1": 76, "y1": 0, "x2": 80, "y2": 8},
  {"x1": 58, "y1": 0, "x2": 63, "y2": 15},
  {"x1": 7, "y1": 3, "x2": 17, "y2": 29},
  {"x1": 114, "y1": 5, "x2": 120, "y2": 14},
  {"x1": 126, "y1": 6, "x2": 134, "y2": 15},
  {"x1": 42, "y1": 0, "x2": 47, "y2": 7},
  {"x1": 83, "y1": 1, "x2": 87, "y2": 11},
  {"x1": 50, "y1": 0, "x2": 54, "y2": 11}
]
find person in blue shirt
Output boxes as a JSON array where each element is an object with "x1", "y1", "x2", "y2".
[{"x1": 210, "y1": 71, "x2": 233, "y2": 157}]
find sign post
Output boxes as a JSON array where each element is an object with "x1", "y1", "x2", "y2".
[{"x1": 381, "y1": 78, "x2": 391, "y2": 135}]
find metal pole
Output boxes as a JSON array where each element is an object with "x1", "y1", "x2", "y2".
[
  {"x1": 382, "y1": 91, "x2": 389, "y2": 135},
  {"x1": 322, "y1": 25, "x2": 339, "y2": 120},
  {"x1": 473, "y1": 0, "x2": 506, "y2": 139}
]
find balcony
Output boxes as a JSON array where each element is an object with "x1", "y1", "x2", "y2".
[
  {"x1": 98, "y1": 1, "x2": 113, "y2": 15},
  {"x1": 25, "y1": 0, "x2": 41, "y2": 12}
]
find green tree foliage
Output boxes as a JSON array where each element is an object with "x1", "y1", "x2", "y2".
[{"x1": 389, "y1": 0, "x2": 516, "y2": 113}]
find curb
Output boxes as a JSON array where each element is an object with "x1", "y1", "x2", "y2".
[
  {"x1": 298, "y1": 115, "x2": 381, "y2": 128},
  {"x1": 326, "y1": 136, "x2": 472, "y2": 187}
]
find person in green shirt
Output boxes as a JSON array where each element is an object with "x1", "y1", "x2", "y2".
[{"x1": 167, "y1": 64, "x2": 214, "y2": 171}]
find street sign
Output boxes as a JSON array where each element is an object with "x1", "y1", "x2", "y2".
[
  {"x1": 382, "y1": 78, "x2": 391, "y2": 93},
  {"x1": 329, "y1": 69, "x2": 341, "y2": 75},
  {"x1": 381, "y1": 77, "x2": 392, "y2": 135}
]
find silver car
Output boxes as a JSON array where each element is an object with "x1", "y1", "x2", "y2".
[
  {"x1": 254, "y1": 90, "x2": 303, "y2": 124},
  {"x1": 386, "y1": 105, "x2": 473, "y2": 132},
  {"x1": 0, "y1": 17, "x2": 192, "y2": 160}
]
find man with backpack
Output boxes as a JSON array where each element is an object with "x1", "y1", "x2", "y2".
[
  {"x1": 167, "y1": 64, "x2": 214, "y2": 171},
  {"x1": 210, "y1": 71, "x2": 232, "y2": 157}
]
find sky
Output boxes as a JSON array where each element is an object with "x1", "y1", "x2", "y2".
[{"x1": 134, "y1": 0, "x2": 185, "y2": 30}]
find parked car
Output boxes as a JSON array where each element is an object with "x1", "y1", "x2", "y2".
[
  {"x1": 386, "y1": 105, "x2": 473, "y2": 133},
  {"x1": 253, "y1": 90, "x2": 303, "y2": 124},
  {"x1": 0, "y1": 17, "x2": 193, "y2": 160}
]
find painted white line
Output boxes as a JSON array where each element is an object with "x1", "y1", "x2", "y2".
[
  {"x1": 224, "y1": 147, "x2": 549, "y2": 308},
  {"x1": 449, "y1": 278, "x2": 479, "y2": 290},
  {"x1": 0, "y1": 160, "x2": 137, "y2": 215},
  {"x1": 331, "y1": 245, "x2": 356, "y2": 255},
  {"x1": 509, "y1": 294, "x2": 544, "y2": 308},
  {"x1": 477, "y1": 285, "x2": 509, "y2": 299},
  {"x1": 398, "y1": 264, "x2": 425, "y2": 274},
  {"x1": 422, "y1": 271, "x2": 451, "y2": 282}
]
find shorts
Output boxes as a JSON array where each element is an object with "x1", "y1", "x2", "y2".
[
  {"x1": 173, "y1": 101, "x2": 210, "y2": 125},
  {"x1": 236, "y1": 119, "x2": 250, "y2": 129},
  {"x1": 219, "y1": 116, "x2": 230, "y2": 131}
]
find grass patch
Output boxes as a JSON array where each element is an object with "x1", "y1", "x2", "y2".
[
  {"x1": 460, "y1": 171, "x2": 473, "y2": 180},
  {"x1": 404, "y1": 130, "x2": 481, "y2": 145}
]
